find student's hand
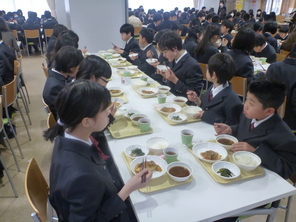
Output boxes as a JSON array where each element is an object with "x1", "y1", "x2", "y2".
[
  {"x1": 221, "y1": 38, "x2": 228, "y2": 47},
  {"x1": 193, "y1": 111, "x2": 204, "y2": 118},
  {"x1": 187, "y1": 91, "x2": 200, "y2": 105},
  {"x1": 126, "y1": 169, "x2": 152, "y2": 191},
  {"x1": 214, "y1": 123, "x2": 232, "y2": 135},
  {"x1": 81, "y1": 48, "x2": 87, "y2": 54},
  {"x1": 110, "y1": 102, "x2": 117, "y2": 117},
  {"x1": 129, "y1": 53, "x2": 138, "y2": 61},
  {"x1": 231, "y1": 142, "x2": 256, "y2": 152},
  {"x1": 162, "y1": 69, "x2": 179, "y2": 84},
  {"x1": 113, "y1": 45, "x2": 124, "y2": 54},
  {"x1": 146, "y1": 50, "x2": 154, "y2": 58}
]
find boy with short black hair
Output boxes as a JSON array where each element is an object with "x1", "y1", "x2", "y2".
[
  {"x1": 274, "y1": 26, "x2": 289, "y2": 41},
  {"x1": 252, "y1": 33, "x2": 276, "y2": 63},
  {"x1": 187, "y1": 53, "x2": 243, "y2": 125},
  {"x1": 221, "y1": 20, "x2": 234, "y2": 49},
  {"x1": 113, "y1": 23, "x2": 141, "y2": 62},
  {"x1": 215, "y1": 78, "x2": 296, "y2": 179},
  {"x1": 263, "y1": 21, "x2": 278, "y2": 51}
]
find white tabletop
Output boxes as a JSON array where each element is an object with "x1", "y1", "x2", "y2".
[{"x1": 104, "y1": 61, "x2": 296, "y2": 222}]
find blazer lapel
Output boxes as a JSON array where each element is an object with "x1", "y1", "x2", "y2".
[{"x1": 172, "y1": 53, "x2": 189, "y2": 72}]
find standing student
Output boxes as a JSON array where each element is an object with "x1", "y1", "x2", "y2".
[
  {"x1": 113, "y1": 23, "x2": 141, "y2": 63},
  {"x1": 187, "y1": 53, "x2": 243, "y2": 125},
  {"x1": 252, "y1": 33, "x2": 276, "y2": 63}
]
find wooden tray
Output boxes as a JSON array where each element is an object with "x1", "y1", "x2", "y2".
[
  {"x1": 189, "y1": 149, "x2": 265, "y2": 184},
  {"x1": 154, "y1": 107, "x2": 201, "y2": 125},
  {"x1": 122, "y1": 152, "x2": 193, "y2": 193},
  {"x1": 111, "y1": 92, "x2": 128, "y2": 103},
  {"x1": 131, "y1": 82, "x2": 162, "y2": 98},
  {"x1": 108, "y1": 118, "x2": 152, "y2": 138},
  {"x1": 117, "y1": 69, "x2": 144, "y2": 79}
]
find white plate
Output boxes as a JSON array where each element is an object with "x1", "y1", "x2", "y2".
[
  {"x1": 129, "y1": 53, "x2": 138, "y2": 57},
  {"x1": 133, "y1": 80, "x2": 148, "y2": 87},
  {"x1": 192, "y1": 142, "x2": 227, "y2": 163},
  {"x1": 212, "y1": 161, "x2": 241, "y2": 180},
  {"x1": 146, "y1": 58, "x2": 158, "y2": 64},
  {"x1": 157, "y1": 103, "x2": 182, "y2": 115},
  {"x1": 124, "y1": 145, "x2": 149, "y2": 159},
  {"x1": 119, "y1": 70, "x2": 136, "y2": 76},
  {"x1": 112, "y1": 53, "x2": 120, "y2": 58},
  {"x1": 111, "y1": 97, "x2": 124, "y2": 108},
  {"x1": 130, "y1": 155, "x2": 168, "y2": 179},
  {"x1": 108, "y1": 87, "x2": 123, "y2": 97},
  {"x1": 137, "y1": 87, "x2": 158, "y2": 96},
  {"x1": 168, "y1": 113, "x2": 187, "y2": 123}
]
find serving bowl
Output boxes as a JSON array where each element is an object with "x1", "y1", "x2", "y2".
[
  {"x1": 168, "y1": 113, "x2": 187, "y2": 123},
  {"x1": 137, "y1": 87, "x2": 158, "y2": 96},
  {"x1": 130, "y1": 114, "x2": 148, "y2": 126},
  {"x1": 112, "y1": 53, "x2": 120, "y2": 58},
  {"x1": 215, "y1": 134, "x2": 238, "y2": 150},
  {"x1": 146, "y1": 137, "x2": 169, "y2": 155},
  {"x1": 108, "y1": 87, "x2": 123, "y2": 97},
  {"x1": 212, "y1": 161, "x2": 241, "y2": 180},
  {"x1": 233, "y1": 151, "x2": 261, "y2": 172},
  {"x1": 157, "y1": 103, "x2": 182, "y2": 116},
  {"x1": 183, "y1": 106, "x2": 202, "y2": 119},
  {"x1": 119, "y1": 70, "x2": 136, "y2": 76},
  {"x1": 146, "y1": 58, "x2": 158, "y2": 64},
  {"x1": 133, "y1": 80, "x2": 148, "y2": 87},
  {"x1": 128, "y1": 65, "x2": 138, "y2": 70},
  {"x1": 110, "y1": 60, "x2": 120, "y2": 66},
  {"x1": 111, "y1": 97, "x2": 124, "y2": 108},
  {"x1": 167, "y1": 162, "x2": 193, "y2": 182},
  {"x1": 107, "y1": 49, "x2": 115, "y2": 53},
  {"x1": 114, "y1": 109, "x2": 124, "y2": 121},
  {"x1": 172, "y1": 96, "x2": 188, "y2": 106},
  {"x1": 192, "y1": 142, "x2": 227, "y2": 163},
  {"x1": 124, "y1": 109, "x2": 140, "y2": 118},
  {"x1": 156, "y1": 65, "x2": 168, "y2": 72},
  {"x1": 157, "y1": 85, "x2": 170, "y2": 94},
  {"x1": 124, "y1": 144, "x2": 149, "y2": 159}
]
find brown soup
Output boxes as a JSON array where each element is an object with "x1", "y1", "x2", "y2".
[
  {"x1": 183, "y1": 133, "x2": 192, "y2": 136},
  {"x1": 169, "y1": 166, "x2": 190, "y2": 177},
  {"x1": 166, "y1": 151, "x2": 176, "y2": 155},
  {"x1": 132, "y1": 117, "x2": 144, "y2": 121},
  {"x1": 141, "y1": 121, "x2": 149, "y2": 123},
  {"x1": 174, "y1": 99, "x2": 185, "y2": 102},
  {"x1": 218, "y1": 138, "x2": 234, "y2": 146},
  {"x1": 159, "y1": 88, "x2": 168, "y2": 90}
]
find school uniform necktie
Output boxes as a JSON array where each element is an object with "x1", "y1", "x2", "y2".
[
  {"x1": 249, "y1": 122, "x2": 255, "y2": 131},
  {"x1": 89, "y1": 136, "x2": 110, "y2": 160},
  {"x1": 209, "y1": 91, "x2": 213, "y2": 101}
]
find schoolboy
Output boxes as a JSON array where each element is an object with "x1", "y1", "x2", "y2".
[
  {"x1": 274, "y1": 26, "x2": 289, "y2": 41},
  {"x1": 220, "y1": 20, "x2": 234, "y2": 49},
  {"x1": 252, "y1": 33, "x2": 276, "y2": 63},
  {"x1": 129, "y1": 28, "x2": 158, "y2": 76},
  {"x1": 214, "y1": 78, "x2": 296, "y2": 179},
  {"x1": 113, "y1": 23, "x2": 141, "y2": 62},
  {"x1": 156, "y1": 31, "x2": 203, "y2": 100},
  {"x1": 187, "y1": 53, "x2": 243, "y2": 125},
  {"x1": 263, "y1": 21, "x2": 278, "y2": 51}
]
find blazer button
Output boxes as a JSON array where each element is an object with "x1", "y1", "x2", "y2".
[
  {"x1": 205, "y1": 107, "x2": 208, "y2": 110},
  {"x1": 104, "y1": 165, "x2": 106, "y2": 170}
]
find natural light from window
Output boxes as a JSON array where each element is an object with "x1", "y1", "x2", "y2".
[{"x1": 128, "y1": 0, "x2": 194, "y2": 12}]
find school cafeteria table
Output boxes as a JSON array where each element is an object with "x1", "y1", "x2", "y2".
[{"x1": 104, "y1": 61, "x2": 296, "y2": 222}]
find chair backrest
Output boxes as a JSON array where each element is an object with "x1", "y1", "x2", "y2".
[
  {"x1": 25, "y1": 158, "x2": 49, "y2": 222},
  {"x1": 44, "y1": 29, "x2": 53, "y2": 38},
  {"x1": 281, "y1": 49, "x2": 290, "y2": 55},
  {"x1": 231, "y1": 32, "x2": 237, "y2": 37},
  {"x1": 229, "y1": 76, "x2": 248, "y2": 103},
  {"x1": 14, "y1": 60, "x2": 20, "y2": 76},
  {"x1": 277, "y1": 96, "x2": 287, "y2": 118},
  {"x1": 12, "y1": 29, "x2": 18, "y2": 39},
  {"x1": 24, "y1": 29, "x2": 40, "y2": 38},
  {"x1": 276, "y1": 53, "x2": 286, "y2": 62},
  {"x1": 42, "y1": 98, "x2": 51, "y2": 114},
  {"x1": 2, "y1": 75, "x2": 17, "y2": 107},
  {"x1": 198, "y1": 63, "x2": 207, "y2": 80},
  {"x1": 183, "y1": 23, "x2": 190, "y2": 27},
  {"x1": 47, "y1": 112, "x2": 56, "y2": 128},
  {"x1": 276, "y1": 15, "x2": 285, "y2": 23},
  {"x1": 42, "y1": 63, "x2": 49, "y2": 78},
  {"x1": 134, "y1": 26, "x2": 142, "y2": 35}
]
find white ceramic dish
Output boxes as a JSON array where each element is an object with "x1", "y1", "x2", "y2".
[
  {"x1": 192, "y1": 142, "x2": 227, "y2": 163},
  {"x1": 133, "y1": 80, "x2": 148, "y2": 87},
  {"x1": 119, "y1": 70, "x2": 136, "y2": 76},
  {"x1": 156, "y1": 65, "x2": 168, "y2": 72},
  {"x1": 137, "y1": 87, "x2": 158, "y2": 96},
  {"x1": 129, "y1": 53, "x2": 139, "y2": 57},
  {"x1": 114, "y1": 109, "x2": 124, "y2": 121},
  {"x1": 215, "y1": 134, "x2": 238, "y2": 150},
  {"x1": 128, "y1": 65, "x2": 138, "y2": 70},
  {"x1": 130, "y1": 114, "x2": 148, "y2": 126},
  {"x1": 108, "y1": 87, "x2": 123, "y2": 97},
  {"x1": 157, "y1": 103, "x2": 182, "y2": 115},
  {"x1": 124, "y1": 109, "x2": 140, "y2": 118},
  {"x1": 233, "y1": 151, "x2": 261, "y2": 172},
  {"x1": 212, "y1": 161, "x2": 241, "y2": 180},
  {"x1": 157, "y1": 85, "x2": 170, "y2": 94},
  {"x1": 172, "y1": 96, "x2": 188, "y2": 106},
  {"x1": 146, "y1": 58, "x2": 158, "y2": 64},
  {"x1": 130, "y1": 155, "x2": 168, "y2": 179},
  {"x1": 183, "y1": 106, "x2": 202, "y2": 119},
  {"x1": 124, "y1": 145, "x2": 149, "y2": 159},
  {"x1": 110, "y1": 60, "x2": 120, "y2": 66},
  {"x1": 107, "y1": 49, "x2": 115, "y2": 53},
  {"x1": 146, "y1": 137, "x2": 169, "y2": 155},
  {"x1": 111, "y1": 97, "x2": 124, "y2": 108},
  {"x1": 112, "y1": 53, "x2": 120, "y2": 58},
  {"x1": 167, "y1": 162, "x2": 193, "y2": 182},
  {"x1": 168, "y1": 113, "x2": 187, "y2": 123},
  {"x1": 98, "y1": 50, "x2": 106, "y2": 54}
]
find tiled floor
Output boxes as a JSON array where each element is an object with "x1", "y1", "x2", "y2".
[{"x1": 0, "y1": 55, "x2": 295, "y2": 222}]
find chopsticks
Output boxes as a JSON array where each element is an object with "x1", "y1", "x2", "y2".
[
  {"x1": 141, "y1": 156, "x2": 147, "y2": 183},
  {"x1": 259, "y1": 63, "x2": 266, "y2": 71}
]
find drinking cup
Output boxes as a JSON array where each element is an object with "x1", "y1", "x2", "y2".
[
  {"x1": 163, "y1": 147, "x2": 178, "y2": 163},
  {"x1": 138, "y1": 118, "x2": 151, "y2": 133},
  {"x1": 157, "y1": 94, "x2": 167, "y2": 104},
  {"x1": 181, "y1": 129, "x2": 194, "y2": 148},
  {"x1": 140, "y1": 75, "x2": 148, "y2": 81}
]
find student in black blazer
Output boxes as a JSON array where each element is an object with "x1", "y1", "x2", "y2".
[
  {"x1": 182, "y1": 26, "x2": 203, "y2": 58},
  {"x1": 215, "y1": 78, "x2": 296, "y2": 179},
  {"x1": 147, "y1": 13, "x2": 162, "y2": 32},
  {"x1": 0, "y1": 37, "x2": 16, "y2": 87},
  {"x1": 220, "y1": 20, "x2": 234, "y2": 49},
  {"x1": 187, "y1": 53, "x2": 243, "y2": 125},
  {"x1": 156, "y1": 12, "x2": 173, "y2": 31},
  {"x1": 252, "y1": 33, "x2": 277, "y2": 63},
  {"x1": 113, "y1": 24, "x2": 141, "y2": 63},
  {"x1": 263, "y1": 21, "x2": 278, "y2": 52},
  {"x1": 44, "y1": 80, "x2": 152, "y2": 222},
  {"x1": 157, "y1": 31, "x2": 203, "y2": 99}
]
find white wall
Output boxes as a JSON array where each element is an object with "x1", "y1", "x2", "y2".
[
  {"x1": 243, "y1": 0, "x2": 261, "y2": 12},
  {"x1": 55, "y1": 0, "x2": 127, "y2": 52}
]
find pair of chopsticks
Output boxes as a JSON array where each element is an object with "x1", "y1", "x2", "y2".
[
  {"x1": 141, "y1": 156, "x2": 147, "y2": 183},
  {"x1": 259, "y1": 63, "x2": 266, "y2": 71}
]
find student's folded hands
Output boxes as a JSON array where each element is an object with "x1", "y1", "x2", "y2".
[{"x1": 231, "y1": 142, "x2": 256, "y2": 152}]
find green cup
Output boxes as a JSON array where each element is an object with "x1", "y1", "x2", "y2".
[
  {"x1": 181, "y1": 129, "x2": 194, "y2": 148},
  {"x1": 123, "y1": 70, "x2": 131, "y2": 77},
  {"x1": 140, "y1": 75, "x2": 148, "y2": 81},
  {"x1": 260, "y1": 57, "x2": 267, "y2": 64},
  {"x1": 138, "y1": 118, "x2": 150, "y2": 133},
  {"x1": 163, "y1": 147, "x2": 178, "y2": 163},
  {"x1": 157, "y1": 94, "x2": 167, "y2": 104}
]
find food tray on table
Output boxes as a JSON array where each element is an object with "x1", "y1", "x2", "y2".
[
  {"x1": 108, "y1": 59, "x2": 133, "y2": 68},
  {"x1": 111, "y1": 92, "x2": 128, "y2": 103},
  {"x1": 154, "y1": 106, "x2": 201, "y2": 125},
  {"x1": 132, "y1": 82, "x2": 163, "y2": 98},
  {"x1": 189, "y1": 141, "x2": 265, "y2": 184},
  {"x1": 122, "y1": 152, "x2": 193, "y2": 193},
  {"x1": 116, "y1": 69, "x2": 145, "y2": 79},
  {"x1": 108, "y1": 118, "x2": 152, "y2": 138}
]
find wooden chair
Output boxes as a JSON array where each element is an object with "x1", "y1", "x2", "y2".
[
  {"x1": 44, "y1": 29, "x2": 53, "y2": 47},
  {"x1": 229, "y1": 76, "x2": 248, "y2": 103},
  {"x1": 277, "y1": 96, "x2": 287, "y2": 118},
  {"x1": 231, "y1": 32, "x2": 237, "y2": 37},
  {"x1": 183, "y1": 23, "x2": 190, "y2": 27},
  {"x1": 276, "y1": 53, "x2": 286, "y2": 62},
  {"x1": 24, "y1": 29, "x2": 42, "y2": 57},
  {"x1": 47, "y1": 112, "x2": 56, "y2": 129},
  {"x1": 133, "y1": 26, "x2": 142, "y2": 38},
  {"x1": 42, "y1": 98, "x2": 51, "y2": 115},
  {"x1": 17, "y1": 54, "x2": 31, "y2": 104},
  {"x1": 25, "y1": 158, "x2": 57, "y2": 222},
  {"x1": 280, "y1": 49, "x2": 290, "y2": 55},
  {"x1": 12, "y1": 29, "x2": 18, "y2": 41},
  {"x1": 198, "y1": 63, "x2": 208, "y2": 91},
  {"x1": 42, "y1": 63, "x2": 49, "y2": 78}
]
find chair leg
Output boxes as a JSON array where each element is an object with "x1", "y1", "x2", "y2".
[
  {"x1": 20, "y1": 73, "x2": 30, "y2": 104},
  {"x1": 18, "y1": 84, "x2": 32, "y2": 125},
  {"x1": 15, "y1": 99, "x2": 31, "y2": 141},
  {"x1": 0, "y1": 155, "x2": 18, "y2": 198},
  {"x1": 266, "y1": 207, "x2": 278, "y2": 222},
  {"x1": 25, "y1": 38, "x2": 29, "y2": 57}
]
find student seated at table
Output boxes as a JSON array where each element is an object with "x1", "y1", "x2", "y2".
[
  {"x1": 274, "y1": 26, "x2": 289, "y2": 41},
  {"x1": 263, "y1": 21, "x2": 278, "y2": 52},
  {"x1": 182, "y1": 26, "x2": 204, "y2": 58},
  {"x1": 252, "y1": 33, "x2": 276, "y2": 63},
  {"x1": 253, "y1": 22, "x2": 263, "y2": 34},
  {"x1": 187, "y1": 53, "x2": 243, "y2": 125},
  {"x1": 281, "y1": 29, "x2": 296, "y2": 52},
  {"x1": 43, "y1": 46, "x2": 83, "y2": 120},
  {"x1": 46, "y1": 24, "x2": 68, "y2": 55},
  {"x1": 214, "y1": 78, "x2": 296, "y2": 179},
  {"x1": 129, "y1": 28, "x2": 158, "y2": 76},
  {"x1": 220, "y1": 20, "x2": 234, "y2": 49},
  {"x1": 113, "y1": 23, "x2": 141, "y2": 63},
  {"x1": 44, "y1": 80, "x2": 152, "y2": 222},
  {"x1": 147, "y1": 13, "x2": 162, "y2": 33},
  {"x1": 156, "y1": 31, "x2": 203, "y2": 100}
]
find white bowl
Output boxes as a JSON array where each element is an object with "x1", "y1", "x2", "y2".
[
  {"x1": 146, "y1": 137, "x2": 169, "y2": 155},
  {"x1": 212, "y1": 161, "x2": 241, "y2": 180},
  {"x1": 157, "y1": 85, "x2": 170, "y2": 94},
  {"x1": 233, "y1": 151, "x2": 261, "y2": 172},
  {"x1": 112, "y1": 53, "x2": 120, "y2": 58},
  {"x1": 146, "y1": 58, "x2": 158, "y2": 64},
  {"x1": 133, "y1": 80, "x2": 148, "y2": 87},
  {"x1": 128, "y1": 65, "x2": 138, "y2": 70},
  {"x1": 130, "y1": 155, "x2": 168, "y2": 179},
  {"x1": 117, "y1": 67, "x2": 126, "y2": 71},
  {"x1": 117, "y1": 58, "x2": 126, "y2": 62},
  {"x1": 215, "y1": 134, "x2": 238, "y2": 150},
  {"x1": 137, "y1": 87, "x2": 158, "y2": 96},
  {"x1": 114, "y1": 109, "x2": 124, "y2": 121},
  {"x1": 110, "y1": 60, "x2": 120, "y2": 66},
  {"x1": 119, "y1": 70, "x2": 136, "y2": 76},
  {"x1": 172, "y1": 96, "x2": 188, "y2": 106},
  {"x1": 156, "y1": 65, "x2": 168, "y2": 72},
  {"x1": 108, "y1": 87, "x2": 123, "y2": 97},
  {"x1": 183, "y1": 106, "x2": 202, "y2": 119},
  {"x1": 129, "y1": 53, "x2": 138, "y2": 57},
  {"x1": 157, "y1": 103, "x2": 182, "y2": 115},
  {"x1": 124, "y1": 144, "x2": 149, "y2": 159},
  {"x1": 168, "y1": 113, "x2": 187, "y2": 123},
  {"x1": 107, "y1": 49, "x2": 115, "y2": 53},
  {"x1": 98, "y1": 50, "x2": 106, "y2": 54},
  {"x1": 124, "y1": 109, "x2": 140, "y2": 118},
  {"x1": 130, "y1": 114, "x2": 148, "y2": 126},
  {"x1": 167, "y1": 162, "x2": 193, "y2": 182},
  {"x1": 111, "y1": 97, "x2": 124, "y2": 108},
  {"x1": 103, "y1": 52, "x2": 113, "y2": 57},
  {"x1": 192, "y1": 142, "x2": 228, "y2": 163}
]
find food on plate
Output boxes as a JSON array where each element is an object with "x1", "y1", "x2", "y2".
[
  {"x1": 172, "y1": 115, "x2": 182, "y2": 120},
  {"x1": 169, "y1": 166, "x2": 190, "y2": 177},
  {"x1": 234, "y1": 153, "x2": 258, "y2": 166},
  {"x1": 134, "y1": 160, "x2": 162, "y2": 173},
  {"x1": 118, "y1": 59, "x2": 125, "y2": 62},
  {"x1": 217, "y1": 138, "x2": 235, "y2": 146},
  {"x1": 109, "y1": 89, "x2": 121, "y2": 94},
  {"x1": 174, "y1": 99, "x2": 185, "y2": 103},
  {"x1": 114, "y1": 102, "x2": 121, "y2": 107},
  {"x1": 150, "y1": 142, "x2": 167, "y2": 149},
  {"x1": 200, "y1": 150, "x2": 222, "y2": 160},
  {"x1": 130, "y1": 148, "x2": 145, "y2": 157},
  {"x1": 159, "y1": 87, "x2": 168, "y2": 90},
  {"x1": 160, "y1": 107, "x2": 176, "y2": 113},
  {"x1": 217, "y1": 168, "x2": 234, "y2": 177},
  {"x1": 132, "y1": 116, "x2": 144, "y2": 121},
  {"x1": 142, "y1": 90, "x2": 155, "y2": 94},
  {"x1": 127, "y1": 112, "x2": 135, "y2": 117}
]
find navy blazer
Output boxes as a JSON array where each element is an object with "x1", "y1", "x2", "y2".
[
  {"x1": 252, "y1": 43, "x2": 276, "y2": 63},
  {"x1": 263, "y1": 32, "x2": 278, "y2": 52},
  {"x1": 221, "y1": 33, "x2": 233, "y2": 49},
  {"x1": 164, "y1": 52, "x2": 203, "y2": 98},
  {"x1": 231, "y1": 113, "x2": 296, "y2": 179},
  {"x1": 50, "y1": 136, "x2": 127, "y2": 222},
  {"x1": 182, "y1": 39, "x2": 197, "y2": 58},
  {"x1": 120, "y1": 38, "x2": 141, "y2": 62},
  {"x1": 200, "y1": 84, "x2": 243, "y2": 125},
  {"x1": 0, "y1": 42, "x2": 16, "y2": 87},
  {"x1": 196, "y1": 42, "x2": 219, "y2": 64},
  {"x1": 266, "y1": 58, "x2": 296, "y2": 130}
]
